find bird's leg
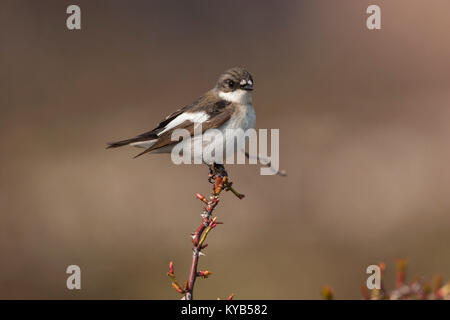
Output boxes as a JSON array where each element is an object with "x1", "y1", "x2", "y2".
[
  {"x1": 213, "y1": 163, "x2": 228, "y2": 178},
  {"x1": 207, "y1": 163, "x2": 216, "y2": 184},
  {"x1": 207, "y1": 163, "x2": 228, "y2": 183}
]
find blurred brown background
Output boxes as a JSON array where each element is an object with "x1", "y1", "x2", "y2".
[{"x1": 1, "y1": 0, "x2": 450, "y2": 299}]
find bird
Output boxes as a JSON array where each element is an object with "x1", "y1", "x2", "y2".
[{"x1": 107, "y1": 67, "x2": 256, "y2": 176}]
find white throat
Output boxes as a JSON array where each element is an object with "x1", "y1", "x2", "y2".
[{"x1": 218, "y1": 89, "x2": 252, "y2": 105}]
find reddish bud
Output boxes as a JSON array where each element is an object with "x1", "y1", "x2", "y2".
[
  {"x1": 209, "y1": 217, "x2": 218, "y2": 228},
  {"x1": 169, "y1": 261, "x2": 174, "y2": 275},
  {"x1": 321, "y1": 286, "x2": 334, "y2": 300},
  {"x1": 395, "y1": 259, "x2": 407, "y2": 288},
  {"x1": 195, "y1": 193, "x2": 204, "y2": 200},
  {"x1": 379, "y1": 262, "x2": 386, "y2": 274},
  {"x1": 432, "y1": 274, "x2": 443, "y2": 294},
  {"x1": 361, "y1": 285, "x2": 369, "y2": 300},
  {"x1": 437, "y1": 283, "x2": 450, "y2": 299},
  {"x1": 197, "y1": 270, "x2": 213, "y2": 278},
  {"x1": 226, "y1": 293, "x2": 235, "y2": 300},
  {"x1": 196, "y1": 193, "x2": 208, "y2": 203},
  {"x1": 171, "y1": 282, "x2": 184, "y2": 294}
]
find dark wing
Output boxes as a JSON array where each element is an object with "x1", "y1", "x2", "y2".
[
  {"x1": 106, "y1": 105, "x2": 193, "y2": 148},
  {"x1": 132, "y1": 100, "x2": 234, "y2": 158}
]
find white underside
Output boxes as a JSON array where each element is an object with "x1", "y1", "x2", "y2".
[
  {"x1": 132, "y1": 89, "x2": 255, "y2": 163},
  {"x1": 133, "y1": 104, "x2": 255, "y2": 162},
  {"x1": 175, "y1": 103, "x2": 256, "y2": 164}
]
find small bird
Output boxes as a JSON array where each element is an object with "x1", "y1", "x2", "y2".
[{"x1": 107, "y1": 67, "x2": 256, "y2": 175}]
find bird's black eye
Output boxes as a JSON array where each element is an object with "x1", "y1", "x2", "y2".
[{"x1": 227, "y1": 80, "x2": 235, "y2": 87}]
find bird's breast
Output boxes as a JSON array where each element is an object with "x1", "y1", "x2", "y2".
[{"x1": 225, "y1": 103, "x2": 256, "y2": 131}]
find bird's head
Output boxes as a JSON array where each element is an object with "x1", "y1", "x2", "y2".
[{"x1": 215, "y1": 67, "x2": 254, "y2": 104}]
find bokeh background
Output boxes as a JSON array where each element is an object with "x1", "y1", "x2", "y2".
[{"x1": 1, "y1": 0, "x2": 450, "y2": 299}]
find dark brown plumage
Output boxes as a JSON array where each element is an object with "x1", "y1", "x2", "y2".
[{"x1": 107, "y1": 67, "x2": 254, "y2": 158}]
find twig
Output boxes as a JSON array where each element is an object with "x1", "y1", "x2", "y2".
[
  {"x1": 167, "y1": 170, "x2": 243, "y2": 300},
  {"x1": 323, "y1": 259, "x2": 450, "y2": 300}
]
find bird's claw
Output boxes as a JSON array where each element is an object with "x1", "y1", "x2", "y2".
[{"x1": 208, "y1": 163, "x2": 228, "y2": 183}]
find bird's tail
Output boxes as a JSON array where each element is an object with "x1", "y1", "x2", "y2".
[{"x1": 106, "y1": 138, "x2": 136, "y2": 148}]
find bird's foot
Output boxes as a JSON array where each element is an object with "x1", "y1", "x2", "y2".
[{"x1": 208, "y1": 163, "x2": 228, "y2": 183}]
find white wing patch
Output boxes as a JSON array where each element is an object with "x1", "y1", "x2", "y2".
[{"x1": 157, "y1": 111, "x2": 209, "y2": 136}]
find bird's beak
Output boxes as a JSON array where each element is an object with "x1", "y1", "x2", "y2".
[{"x1": 240, "y1": 81, "x2": 254, "y2": 91}]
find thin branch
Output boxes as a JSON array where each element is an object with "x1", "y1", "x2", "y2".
[{"x1": 167, "y1": 170, "x2": 243, "y2": 300}]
